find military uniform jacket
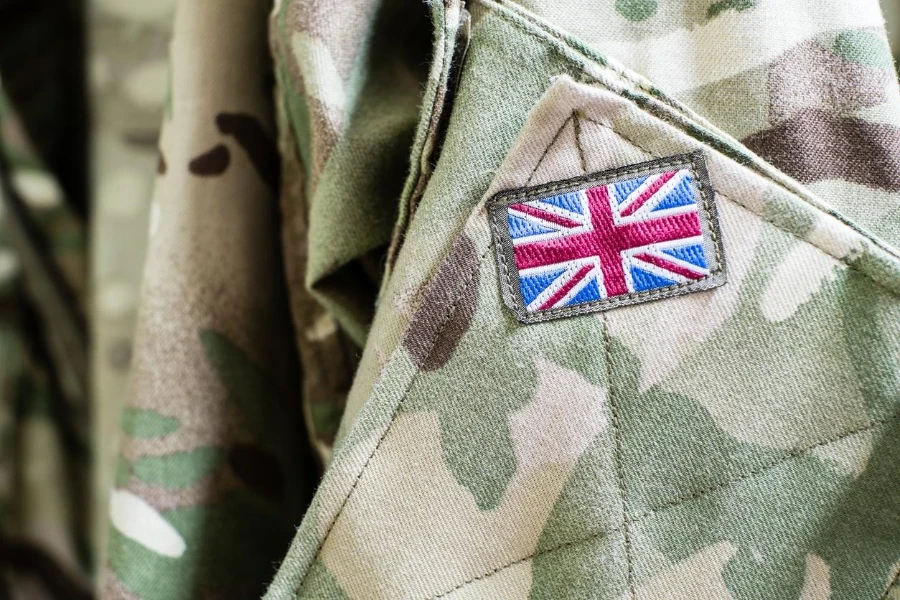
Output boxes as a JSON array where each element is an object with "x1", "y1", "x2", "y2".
[{"x1": 103, "y1": 1, "x2": 900, "y2": 599}]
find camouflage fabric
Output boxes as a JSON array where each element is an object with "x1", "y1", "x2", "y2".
[
  {"x1": 100, "y1": 0, "x2": 318, "y2": 598},
  {"x1": 88, "y1": 0, "x2": 175, "y2": 582},
  {"x1": 260, "y1": 0, "x2": 900, "y2": 598},
  {"x1": 0, "y1": 74, "x2": 91, "y2": 599},
  {"x1": 100, "y1": 0, "x2": 900, "y2": 599}
]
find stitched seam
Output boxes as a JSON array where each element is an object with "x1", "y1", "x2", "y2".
[
  {"x1": 473, "y1": 0, "x2": 660, "y2": 102},
  {"x1": 292, "y1": 115, "x2": 572, "y2": 598},
  {"x1": 576, "y1": 115, "x2": 634, "y2": 597},
  {"x1": 601, "y1": 314, "x2": 634, "y2": 599},
  {"x1": 476, "y1": 0, "x2": 900, "y2": 266},
  {"x1": 430, "y1": 525, "x2": 623, "y2": 599},
  {"x1": 579, "y1": 114, "x2": 900, "y2": 296},
  {"x1": 429, "y1": 412, "x2": 898, "y2": 599},
  {"x1": 526, "y1": 114, "x2": 574, "y2": 185},
  {"x1": 573, "y1": 112, "x2": 587, "y2": 173},
  {"x1": 488, "y1": 151, "x2": 725, "y2": 322},
  {"x1": 294, "y1": 254, "x2": 491, "y2": 598}
]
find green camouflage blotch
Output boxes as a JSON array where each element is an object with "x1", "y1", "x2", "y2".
[
  {"x1": 199, "y1": 328, "x2": 276, "y2": 439},
  {"x1": 108, "y1": 490, "x2": 294, "y2": 600},
  {"x1": 610, "y1": 339, "x2": 785, "y2": 513},
  {"x1": 707, "y1": 0, "x2": 757, "y2": 19},
  {"x1": 832, "y1": 30, "x2": 895, "y2": 70},
  {"x1": 121, "y1": 406, "x2": 180, "y2": 438},
  {"x1": 839, "y1": 268, "x2": 900, "y2": 419},
  {"x1": 114, "y1": 455, "x2": 132, "y2": 487},
  {"x1": 615, "y1": 0, "x2": 658, "y2": 22},
  {"x1": 131, "y1": 447, "x2": 225, "y2": 488}
]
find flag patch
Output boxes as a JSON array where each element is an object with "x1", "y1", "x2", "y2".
[{"x1": 488, "y1": 152, "x2": 726, "y2": 323}]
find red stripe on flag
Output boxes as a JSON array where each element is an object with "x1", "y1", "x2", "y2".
[
  {"x1": 633, "y1": 253, "x2": 705, "y2": 280},
  {"x1": 620, "y1": 171, "x2": 677, "y2": 217},
  {"x1": 510, "y1": 203, "x2": 582, "y2": 229},
  {"x1": 539, "y1": 264, "x2": 595, "y2": 311}
]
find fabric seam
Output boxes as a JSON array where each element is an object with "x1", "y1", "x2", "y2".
[
  {"x1": 475, "y1": 0, "x2": 900, "y2": 267},
  {"x1": 430, "y1": 411, "x2": 899, "y2": 599},
  {"x1": 578, "y1": 114, "x2": 900, "y2": 297},
  {"x1": 601, "y1": 313, "x2": 635, "y2": 599},
  {"x1": 880, "y1": 569, "x2": 900, "y2": 600},
  {"x1": 292, "y1": 37, "x2": 900, "y2": 600},
  {"x1": 292, "y1": 114, "x2": 572, "y2": 597}
]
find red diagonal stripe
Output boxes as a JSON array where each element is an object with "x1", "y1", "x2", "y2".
[
  {"x1": 539, "y1": 264, "x2": 594, "y2": 310},
  {"x1": 633, "y1": 253, "x2": 705, "y2": 280},
  {"x1": 510, "y1": 202, "x2": 582, "y2": 229},
  {"x1": 620, "y1": 171, "x2": 677, "y2": 217}
]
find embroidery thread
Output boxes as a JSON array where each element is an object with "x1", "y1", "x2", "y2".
[{"x1": 488, "y1": 152, "x2": 726, "y2": 323}]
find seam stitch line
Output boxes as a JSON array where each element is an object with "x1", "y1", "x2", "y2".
[
  {"x1": 295, "y1": 254, "x2": 491, "y2": 599},
  {"x1": 573, "y1": 111, "x2": 587, "y2": 173},
  {"x1": 476, "y1": 0, "x2": 900, "y2": 264},
  {"x1": 574, "y1": 113, "x2": 634, "y2": 597},
  {"x1": 429, "y1": 411, "x2": 898, "y2": 599},
  {"x1": 578, "y1": 115, "x2": 900, "y2": 296},
  {"x1": 526, "y1": 114, "x2": 574, "y2": 186},
  {"x1": 293, "y1": 114, "x2": 573, "y2": 598},
  {"x1": 293, "y1": 48, "x2": 900, "y2": 600},
  {"x1": 602, "y1": 313, "x2": 635, "y2": 599}
]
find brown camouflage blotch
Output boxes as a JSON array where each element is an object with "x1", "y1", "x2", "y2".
[
  {"x1": 743, "y1": 108, "x2": 900, "y2": 192},
  {"x1": 768, "y1": 40, "x2": 889, "y2": 123},
  {"x1": 402, "y1": 234, "x2": 479, "y2": 371},
  {"x1": 215, "y1": 112, "x2": 280, "y2": 191},
  {"x1": 156, "y1": 150, "x2": 166, "y2": 175},
  {"x1": 188, "y1": 144, "x2": 231, "y2": 176}
]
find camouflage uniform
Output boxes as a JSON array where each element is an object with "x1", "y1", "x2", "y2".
[{"x1": 104, "y1": 0, "x2": 900, "y2": 599}]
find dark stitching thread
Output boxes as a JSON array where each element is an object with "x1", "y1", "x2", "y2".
[
  {"x1": 295, "y1": 250, "x2": 492, "y2": 599},
  {"x1": 429, "y1": 411, "x2": 899, "y2": 599},
  {"x1": 476, "y1": 0, "x2": 900, "y2": 272},
  {"x1": 601, "y1": 314, "x2": 635, "y2": 599},
  {"x1": 574, "y1": 113, "x2": 634, "y2": 598},
  {"x1": 292, "y1": 101, "x2": 573, "y2": 599},
  {"x1": 573, "y1": 112, "x2": 587, "y2": 173},
  {"x1": 488, "y1": 151, "x2": 725, "y2": 323},
  {"x1": 293, "y1": 33, "x2": 900, "y2": 600},
  {"x1": 577, "y1": 114, "x2": 900, "y2": 297},
  {"x1": 526, "y1": 114, "x2": 574, "y2": 185},
  {"x1": 429, "y1": 526, "x2": 623, "y2": 599}
]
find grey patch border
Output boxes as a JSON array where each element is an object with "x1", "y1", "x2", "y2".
[{"x1": 487, "y1": 151, "x2": 727, "y2": 324}]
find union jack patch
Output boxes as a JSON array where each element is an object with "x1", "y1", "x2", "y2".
[{"x1": 488, "y1": 152, "x2": 726, "y2": 323}]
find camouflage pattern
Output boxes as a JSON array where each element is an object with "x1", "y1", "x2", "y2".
[
  {"x1": 0, "y1": 77, "x2": 91, "y2": 598},
  {"x1": 98, "y1": 0, "x2": 323, "y2": 598},
  {"x1": 260, "y1": 0, "x2": 900, "y2": 598},
  {"x1": 88, "y1": 0, "x2": 175, "y2": 582}
]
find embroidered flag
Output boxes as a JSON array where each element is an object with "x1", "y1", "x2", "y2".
[{"x1": 488, "y1": 152, "x2": 725, "y2": 323}]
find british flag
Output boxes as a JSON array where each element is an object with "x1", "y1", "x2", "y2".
[{"x1": 507, "y1": 167, "x2": 711, "y2": 314}]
